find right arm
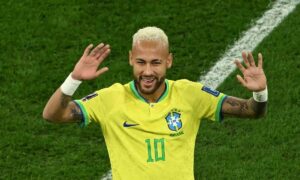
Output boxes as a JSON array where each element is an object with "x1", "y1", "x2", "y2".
[
  {"x1": 42, "y1": 88, "x2": 82, "y2": 123},
  {"x1": 42, "y1": 43, "x2": 111, "y2": 123}
]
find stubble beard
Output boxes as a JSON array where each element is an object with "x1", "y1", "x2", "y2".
[{"x1": 135, "y1": 75, "x2": 165, "y2": 95}]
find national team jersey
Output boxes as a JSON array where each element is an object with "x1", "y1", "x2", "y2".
[{"x1": 74, "y1": 79, "x2": 227, "y2": 180}]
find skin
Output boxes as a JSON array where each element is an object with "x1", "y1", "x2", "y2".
[
  {"x1": 43, "y1": 43, "x2": 110, "y2": 123},
  {"x1": 129, "y1": 40, "x2": 172, "y2": 102},
  {"x1": 222, "y1": 51, "x2": 267, "y2": 118},
  {"x1": 43, "y1": 41, "x2": 267, "y2": 123}
]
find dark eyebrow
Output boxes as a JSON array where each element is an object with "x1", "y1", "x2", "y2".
[
  {"x1": 151, "y1": 59, "x2": 161, "y2": 62},
  {"x1": 135, "y1": 58, "x2": 162, "y2": 62},
  {"x1": 135, "y1": 58, "x2": 146, "y2": 62}
]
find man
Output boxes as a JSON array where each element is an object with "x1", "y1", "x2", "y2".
[{"x1": 43, "y1": 26, "x2": 267, "y2": 179}]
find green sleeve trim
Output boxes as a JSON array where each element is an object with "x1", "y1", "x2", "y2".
[
  {"x1": 215, "y1": 95, "x2": 227, "y2": 123},
  {"x1": 74, "y1": 100, "x2": 90, "y2": 128}
]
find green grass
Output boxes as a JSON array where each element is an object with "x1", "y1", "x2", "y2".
[
  {"x1": 1, "y1": 0, "x2": 299, "y2": 179},
  {"x1": 196, "y1": 5, "x2": 300, "y2": 179}
]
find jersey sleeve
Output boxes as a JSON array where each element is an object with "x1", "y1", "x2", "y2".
[
  {"x1": 74, "y1": 91, "x2": 105, "y2": 127},
  {"x1": 196, "y1": 84, "x2": 227, "y2": 122},
  {"x1": 179, "y1": 80, "x2": 227, "y2": 122}
]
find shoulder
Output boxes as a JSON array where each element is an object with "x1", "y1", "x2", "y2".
[
  {"x1": 93, "y1": 82, "x2": 134, "y2": 102},
  {"x1": 167, "y1": 79, "x2": 204, "y2": 102},
  {"x1": 169, "y1": 79, "x2": 222, "y2": 98},
  {"x1": 96, "y1": 82, "x2": 130, "y2": 95},
  {"x1": 170, "y1": 79, "x2": 204, "y2": 91}
]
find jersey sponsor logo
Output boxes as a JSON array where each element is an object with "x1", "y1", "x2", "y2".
[
  {"x1": 123, "y1": 121, "x2": 139, "y2": 127},
  {"x1": 201, "y1": 86, "x2": 220, "y2": 97},
  {"x1": 82, "y1": 92, "x2": 98, "y2": 101},
  {"x1": 165, "y1": 111, "x2": 182, "y2": 131}
]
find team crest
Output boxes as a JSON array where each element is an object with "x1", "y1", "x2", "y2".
[{"x1": 165, "y1": 110, "x2": 182, "y2": 131}]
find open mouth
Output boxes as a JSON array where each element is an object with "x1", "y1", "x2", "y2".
[{"x1": 140, "y1": 76, "x2": 156, "y2": 87}]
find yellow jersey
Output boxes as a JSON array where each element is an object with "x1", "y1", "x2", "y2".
[{"x1": 74, "y1": 79, "x2": 227, "y2": 180}]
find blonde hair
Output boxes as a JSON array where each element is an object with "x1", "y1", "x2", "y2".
[{"x1": 132, "y1": 26, "x2": 169, "y2": 48}]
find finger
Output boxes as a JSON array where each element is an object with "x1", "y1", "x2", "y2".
[
  {"x1": 97, "y1": 47, "x2": 111, "y2": 62},
  {"x1": 83, "y1": 44, "x2": 93, "y2": 56},
  {"x1": 95, "y1": 44, "x2": 110, "y2": 59},
  {"x1": 248, "y1": 51, "x2": 256, "y2": 67},
  {"x1": 234, "y1": 60, "x2": 246, "y2": 73},
  {"x1": 242, "y1": 51, "x2": 250, "y2": 67},
  {"x1": 236, "y1": 75, "x2": 247, "y2": 88},
  {"x1": 95, "y1": 67, "x2": 109, "y2": 77},
  {"x1": 90, "y1": 43, "x2": 105, "y2": 56},
  {"x1": 258, "y1": 53, "x2": 263, "y2": 68}
]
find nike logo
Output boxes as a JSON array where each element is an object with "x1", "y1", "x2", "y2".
[{"x1": 123, "y1": 121, "x2": 139, "y2": 127}]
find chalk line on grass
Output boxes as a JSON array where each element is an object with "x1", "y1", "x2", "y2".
[{"x1": 199, "y1": 0, "x2": 300, "y2": 89}]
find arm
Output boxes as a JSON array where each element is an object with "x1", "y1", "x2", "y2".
[
  {"x1": 222, "y1": 51, "x2": 268, "y2": 119},
  {"x1": 43, "y1": 43, "x2": 111, "y2": 123},
  {"x1": 222, "y1": 96, "x2": 267, "y2": 118},
  {"x1": 42, "y1": 88, "x2": 82, "y2": 123}
]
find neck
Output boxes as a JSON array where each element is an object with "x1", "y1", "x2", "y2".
[{"x1": 136, "y1": 81, "x2": 166, "y2": 103}]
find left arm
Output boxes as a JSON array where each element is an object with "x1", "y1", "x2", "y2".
[
  {"x1": 222, "y1": 96, "x2": 267, "y2": 118},
  {"x1": 222, "y1": 51, "x2": 268, "y2": 119}
]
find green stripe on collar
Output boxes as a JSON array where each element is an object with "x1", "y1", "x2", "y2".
[
  {"x1": 156, "y1": 79, "x2": 169, "y2": 102},
  {"x1": 130, "y1": 81, "x2": 148, "y2": 103},
  {"x1": 129, "y1": 79, "x2": 169, "y2": 103}
]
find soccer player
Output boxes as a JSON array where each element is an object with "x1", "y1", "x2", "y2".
[{"x1": 43, "y1": 26, "x2": 267, "y2": 180}]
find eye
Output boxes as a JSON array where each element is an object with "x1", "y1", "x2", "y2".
[
  {"x1": 152, "y1": 60, "x2": 162, "y2": 65},
  {"x1": 136, "y1": 60, "x2": 145, "y2": 64}
]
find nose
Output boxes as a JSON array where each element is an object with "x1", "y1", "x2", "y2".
[{"x1": 143, "y1": 64, "x2": 153, "y2": 75}]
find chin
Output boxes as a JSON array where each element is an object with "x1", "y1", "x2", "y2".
[
  {"x1": 135, "y1": 76, "x2": 165, "y2": 95},
  {"x1": 140, "y1": 88, "x2": 156, "y2": 95}
]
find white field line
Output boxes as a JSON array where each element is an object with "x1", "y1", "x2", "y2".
[
  {"x1": 101, "y1": 0, "x2": 299, "y2": 179},
  {"x1": 199, "y1": 0, "x2": 300, "y2": 89}
]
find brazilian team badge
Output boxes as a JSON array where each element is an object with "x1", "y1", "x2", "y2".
[{"x1": 165, "y1": 111, "x2": 182, "y2": 131}]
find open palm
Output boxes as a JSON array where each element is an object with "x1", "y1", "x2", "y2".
[
  {"x1": 72, "y1": 43, "x2": 110, "y2": 81},
  {"x1": 235, "y1": 51, "x2": 267, "y2": 92}
]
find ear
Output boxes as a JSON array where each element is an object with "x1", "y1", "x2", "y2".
[
  {"x1": 167, "y1": 53, "x2": 173, "y2": 69},
  {"x1": 129, "y1": 50, "x2": 133, "y2": 66}
]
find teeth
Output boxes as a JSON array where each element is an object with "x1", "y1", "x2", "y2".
[{"x1": 142, "y1": 77, "x2": 155, "y2": 81}]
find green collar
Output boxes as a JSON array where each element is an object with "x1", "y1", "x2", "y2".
[{"x1": 129, "y1": 79, "x2": 169, "y2": 103}]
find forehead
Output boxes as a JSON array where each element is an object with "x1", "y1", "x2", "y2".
[{"x1": 132, "y1": 40, "x2": 169, "y2": 58}]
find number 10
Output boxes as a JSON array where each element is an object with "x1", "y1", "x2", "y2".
[{"x1": 145, "y1": 138, "x2": 165, "y2": 162}]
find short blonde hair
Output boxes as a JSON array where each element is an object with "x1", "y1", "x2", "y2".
[{"x1": 132, "y1": 26, "x2": 169, "y2": 48}]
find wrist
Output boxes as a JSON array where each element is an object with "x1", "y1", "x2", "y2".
[
  {"x1": 253, "y1": 86, "x2": 268, "y2": 102},
  {"x1": 70, "y1": 72, "x2": 81, "y2": 81},
  {"x1": 60, "y1": 73, "x2": 82, "y2": 96}
]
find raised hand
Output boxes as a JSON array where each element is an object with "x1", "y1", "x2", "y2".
[
  {"x1": 234, "y1": 51, "x2": 267, "y2": 92},
  {"x1": 72, "y1": 43, "x2": 111, "y2": 81}
]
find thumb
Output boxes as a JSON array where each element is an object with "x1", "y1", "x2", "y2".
[
  {"x1": 95, "y1": 67, "x2": 109, "y2": 77},
  {"x1": 236, "y1": 75, "x2": 247, "y2": 88}
]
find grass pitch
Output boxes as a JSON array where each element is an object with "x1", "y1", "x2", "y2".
[{"x1": 0, "y1": 0, "x2": 299, "y2": 179}]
